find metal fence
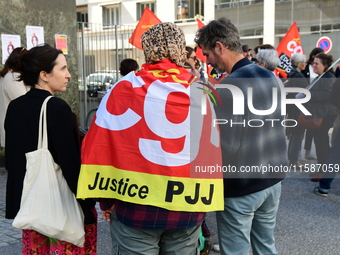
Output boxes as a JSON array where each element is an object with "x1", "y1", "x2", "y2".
[{"x1": 77, "y1": 22, "x2": 142, "y2": 130}]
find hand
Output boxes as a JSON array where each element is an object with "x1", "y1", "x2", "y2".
[
  {"x1": 101, "y1": 205, "x2": 114, "y2": 222},
  {"x1": 295, "y1": 92, "x2": 306, "y2": 99}
]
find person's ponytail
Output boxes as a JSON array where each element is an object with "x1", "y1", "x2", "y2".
[{"x1": 0, "y1": 47, "x2": 27, "y2": 77}]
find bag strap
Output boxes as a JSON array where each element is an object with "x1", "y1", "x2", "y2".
[{"x1": 37, "y1": 96, "x2": 53, "y2": 149}]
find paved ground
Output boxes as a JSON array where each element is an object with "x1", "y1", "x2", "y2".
[{"x1": 1, "y1": 147, "x2": 340, "y2": 254}]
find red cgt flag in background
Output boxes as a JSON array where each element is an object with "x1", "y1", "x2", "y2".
[
  {"x1": 276, "y1": 22, "x2": 304, "y2": 78},
  {"x1": 129, "y1": 7, "x2": 161, "y2": 50},
  {"x1": 195, "y1": 19, "x2": 206, "y2": 62}
]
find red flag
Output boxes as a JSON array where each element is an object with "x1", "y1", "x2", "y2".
[
  {"x1": 129, "y1": 7, "x2": 161, "y2": 50},
  {"x1": 77, "y1": 59, "x2": 224, "y2": 212},
  {"x1": 196, "y1": 19, "x2": 206, "y2": 62},
  {"x1": 276, "y1": 22, "x2": 304, "y2": 78}
]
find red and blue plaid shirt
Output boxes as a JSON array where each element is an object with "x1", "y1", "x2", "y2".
[{"x1": 100, "y1": 199, "x2": 205, "y2": 230}]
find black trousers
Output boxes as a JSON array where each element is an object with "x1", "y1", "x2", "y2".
[{"x1": 311, "y1": 114, "x2": 337, "y2": 164}]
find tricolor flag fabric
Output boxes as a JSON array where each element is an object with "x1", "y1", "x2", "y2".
[
  {"x1": 77, "y1": 59, "x2": 224, "y2": 212},
  {"x1": 128, "y1": 7, "x2": 162, "y2": 50},
  {"x1": 276, "y1": 22, "x2": 304, "y2": 78}
]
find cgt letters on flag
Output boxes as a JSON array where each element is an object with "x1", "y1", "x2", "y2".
[
  {"x1": 276, "y1": 22, "x2": 304, "y2": 78},
  {"x1": 77, "y1": 59, "x2": 223, "y2": 212}
]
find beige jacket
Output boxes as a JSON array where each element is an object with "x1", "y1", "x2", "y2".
[{"x1": 0, "y1": 72, "x2": 29, "y2": 147}]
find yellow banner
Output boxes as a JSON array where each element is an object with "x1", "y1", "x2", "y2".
[{"x1": 77, "y1": 165, "x2": 224, "y2": 212}]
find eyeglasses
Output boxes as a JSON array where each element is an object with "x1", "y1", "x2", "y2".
[
  {"x1": 312, "y1": 62, "x2": 319, "y2": 65},
  {"x1": 190, "y1": 56, "x2": 197, "y2": 61}
]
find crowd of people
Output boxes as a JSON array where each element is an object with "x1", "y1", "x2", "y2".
[
  {"x1": 253, "y1": 46, "x2": 340, "y2": 194},
  {"x1": 0, "y1": 17, "x2": 339, "y2": 255}
]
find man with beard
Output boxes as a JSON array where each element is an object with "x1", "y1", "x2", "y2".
[{"x1": 195, "y1": 18, "x2": 288, "y2": 255}]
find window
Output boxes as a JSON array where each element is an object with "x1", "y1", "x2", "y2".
[
  {"x1": 77, "y1": 5, "x2": 89, "y2": 29},
  {"x1": 137, "y1": 2, "x2": 156, "y2": 20},
  {"x1": 311, "y1": 24, "x2": 337, "y2": 34},
  {"x1": 77, "y1": 12, "x2": 88, "y2": 29},
  {"x1": 215, "y1": 0, "x2": 264, "y2": 10},
  {"x1": 77, "y1": 12, "x2": 88, "y2": 23},
  {"x1": 333, "y1": 24, "x2": 340, "y2": 30},
  {"x1": 103, "y1": 5, "x2": 120, "y2": 27},
  {"x1": 176, "y1": 0, "x2": 204, "y2": 21}
]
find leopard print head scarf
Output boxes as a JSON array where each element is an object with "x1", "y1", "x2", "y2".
[{"x1": 141, "y1": 22, "x2": 187, "y2": 67}]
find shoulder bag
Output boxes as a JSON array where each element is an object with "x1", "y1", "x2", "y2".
[
  {"x1": 297, "y1": 113, "x2": 323, "y2": 130},
  {"x1": 12, "y1": 96, "x2": 85, "y2": 247}
]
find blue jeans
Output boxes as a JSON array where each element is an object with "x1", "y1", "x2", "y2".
[
  {"x1": 216, "y1": 182, "x2": 281, "y2": 255},
  {"x1": 319, "y1": 124, "x2": 340, "y2": 192}
]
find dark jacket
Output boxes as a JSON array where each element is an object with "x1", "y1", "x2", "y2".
[
  {"x1": 330, "y1": 78, "x2": 340, "y2": 109},
  {"x1": 301, "y1": 64, "x2": 311, "y2": 79},
  {"x1": 5, "y1": 88, "x2": 95, "y2": 224},
  {"x1": 335, "y1": 66, "x2": 340, "y2": 78},
  {"x1": 286, "y1": 67, "x2": 309, "y2": 120},
  {"x1": 304, "y1": 72, "x2": 337, "y2": 118},
  {"x1": 215, "y1": 58, "x2": 287, "y2": 198}
]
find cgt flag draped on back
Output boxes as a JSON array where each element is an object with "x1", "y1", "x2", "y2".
[
  {"x1": 128, "y1": 7, "x2": 162, "y2": 50},
  {"x1": 77, "y1": 59, "x2": 224, "y2": 212},
  {"x1": 276, "y1": 22, "x2": 304, "y2": 78}
]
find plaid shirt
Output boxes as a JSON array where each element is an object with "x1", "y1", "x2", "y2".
[{"x1": 99, "y1": 199, "x2": 205, "y2": 229}]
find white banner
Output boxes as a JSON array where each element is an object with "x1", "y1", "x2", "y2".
[
  {"x1": 1, "y1": 34, "x2": 21, "y2": 64},
  {"x1": 26, "y1": 25, "x2": 44, "y2": 50}
]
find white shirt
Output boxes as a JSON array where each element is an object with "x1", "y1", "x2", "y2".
[{"x1": 309, "y1": 64, "x2": 318, "y2": 83}]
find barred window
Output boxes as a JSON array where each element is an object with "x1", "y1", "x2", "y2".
[
  {"x1": 103, "y1": 5, "x2": 120, "y2": 27},
  {"x1": 175, "y1": 0, "x2": 204, "y2": 21}
]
